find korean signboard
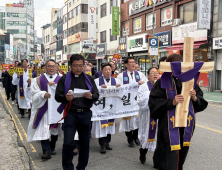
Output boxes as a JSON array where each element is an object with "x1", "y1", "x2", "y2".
[
  {"x1": 88, "y1": 0, "x2": 97, "y2": 39},
  {"x1": 213, "y1": 37, "x2": 222, "y2": 50},
  {"x1": 112, "y1": 54, "x2": 122, "y2": 63},
  {"x1": 197, "y1": 0, "x2": 211, "y2": 30},
  {"x1": 129, "y1": 0, "x2": 168, "y2": 16},
  {"x1": 154, "y1": 31, "x2": 171, "y2": 47},
  {"x1": 112, "y1": 7, "x2": 120, "y2": 36},
  {"x1": 96, "y1": 44, "x2": 106, "y2": 59},
  {"x1": 148, "y1": 37, "x2": 159, "y2": 56},
  {"x1": 119, "y1": 36, "x2": 127, "y2": 53},
  {"x1": 128, "y1": 33, "x2": 148, "y2": 52},
  {"x1": 172, "y1": 22, "x2": 207, "y2": 44}
]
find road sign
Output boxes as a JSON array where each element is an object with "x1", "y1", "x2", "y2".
[
  {"x1": 83, "y1": 39, "x2": 93, "y2": 47},
  {"x1": 148, "y1": 37, "x2": 159, "y2": 56}
]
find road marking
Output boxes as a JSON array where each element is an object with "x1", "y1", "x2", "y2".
[
  {"x1": 0, "y1": 89, "x2": 38, "y2": 169},
  {"x1": 208, "y1": 104, "x2": 222, "y2": 108},
  {"x1": 196, "y1": 124, "x2": 222, "y2": 134}
]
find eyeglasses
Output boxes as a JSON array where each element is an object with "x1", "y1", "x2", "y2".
[
  {"x1": 128, "y1": 62, "x2": 135, "y2": 64},
  {"x1": 47, "y1": 65, "x2": 56, "y2": 68},
  {"x1": 72, "y1": 65, "x2": 84, "y2": 68},
  {"x1": 149, "y1": 72, "x2": 159, "y2": 75}
]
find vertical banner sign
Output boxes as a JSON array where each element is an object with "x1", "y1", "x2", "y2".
[
  {"x1": 148, "y1": 37, "x2": 159, "y2": 56},
  {"x1": 28, "y1": 69, "x2": 32, "y2": 79},
  {"x1": 36, "y1": 68, "x2": 41, "y2": 77},
  {"x1": 88, "y1": 0, "x2": 97, "y2": 39},
  {"x1": 112, "y1": 7, "x2": 119, "y2": 36},
  {"x1": 197, "y1": 0, "x2": 211, "y2": 29}
]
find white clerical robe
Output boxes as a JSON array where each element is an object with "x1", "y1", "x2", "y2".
[
  {"x1": 117, "y1": 70, "x2": 148, "y2": 132},
  {"x1": 137, "y1": 83, "x2": 157, "y2": 151},
  {"x1": 12, "y1": 71, "x2": 31, "y2": 109},
  {"x1": 26, "y1": 73, "x2": 61, "y2": 142},
  {"x1": 91, "y1": 76, "x2": 121, "y2": 138}
]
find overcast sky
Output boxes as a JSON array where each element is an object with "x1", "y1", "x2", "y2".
[{"x1": 1, "y1": 0, "x2": 64, "y2": 37}]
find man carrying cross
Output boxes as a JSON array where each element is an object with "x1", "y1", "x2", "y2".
[{"x1": 149, "y1": 53, "x2": 208, "y2": 170}]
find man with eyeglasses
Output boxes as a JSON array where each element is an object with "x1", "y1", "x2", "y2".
[
  {"x1": 26, "y1": 59, "x2": 62, "y2": 160},
  {"x1": 117, "y1": 56, "x2": 148, "y2": 148},
  {"x1": 55, "y1": 54, "x2": 99, "y2": 170}
]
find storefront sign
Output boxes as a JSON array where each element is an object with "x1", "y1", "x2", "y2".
[
  {"x1": 112, "y1": 6, "x2": 120, "y2": 36},
  {"x1": 85, "y1": 53, "x2": 96, "y2": 60},
  {"x1": 96, "y1": 44, "x2": 106, "y2": 59},
  {"x1": 129, "y1": 0, "x2": 168, "y2": 16},
  {"x1": 88, "y1": 0, "x2": 97, "y2": 39},
  {"x1": 197, "y1": 0, "x2": 211, "y2": 30},
  {"x1": 154, "y1": 31, "x2": 171, "y2": 47},
  {"x1": 119, "y1": 36, "x2": 127, "y2": 53},
  {"x1": 6, "y1": 3, "x2": 24, "y2": 7},
  {"x1": 148, "y1": 37, "x2": 159, "y2": 56},
  {"x1": 213, "y1": 37, "x2": 222, "y2": 50},
  {"x1": 128, "y1": 34, "x2": 148, "y2": 52},
  {"x1": 172, "y1": 22, "x2": 207, "y2": 44}
]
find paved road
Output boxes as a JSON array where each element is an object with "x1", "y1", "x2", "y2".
[{"x1": 0, "y1": 85, "x2": 221, "y2": 170}]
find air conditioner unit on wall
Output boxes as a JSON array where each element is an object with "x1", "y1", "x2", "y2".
[{"x1": 172, "y1": 18, "x2": 181, "y2": 26}]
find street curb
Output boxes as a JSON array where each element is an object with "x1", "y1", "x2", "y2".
[{"x1": 206, "y1": 100, "x2": 222, "y2": 105}]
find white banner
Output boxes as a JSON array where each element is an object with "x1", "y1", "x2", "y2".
[
  {"x1": 48, "y1": 85, "x2": 64, "y2": 124},
  {"x1": 88, "y1": 0, "x2": 97, "y2": 39},
  {"x1": 91, "y1": 82, "x2": 140, "y2": 121},
  {"x1": 197, "y1": 0, "x2": 211, "y2": 30}
]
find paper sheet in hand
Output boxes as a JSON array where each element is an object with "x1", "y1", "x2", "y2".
[
  {"x1": 48, "y1": 85, "x2": 64, "y2": 124},
  {"x1": 74, "y1": 88, "x2": 90, "y2": 98}
]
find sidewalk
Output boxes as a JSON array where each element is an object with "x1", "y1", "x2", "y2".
[
  {"x1": 203, "y1": 90, "x2": 222, "y2": 103},
  {"x1": 0, "y1": 103, "x2": 30, "y2": 170}
]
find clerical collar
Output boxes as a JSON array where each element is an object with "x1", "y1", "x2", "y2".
[
  {"x1": 127, "y1": 70, "x2": 134, "y2": 74},
  {"x1": 75, "y1": 75, "x2": 79, "y2": 77}
]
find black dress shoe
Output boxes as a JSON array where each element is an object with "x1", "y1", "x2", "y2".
[
  {"x1": 51, "y1": 149, "x2": 56, "y2": 155},
  {"x1": 139, "y1": 148, "x2": 148, "y2": 164},
  {"x1": 106, "y1": 144, "x2": 112, "y2": 150},
  {"x1": 128, "y1": 142, "x2": 135, "y2": 148},
  {"x1": 41, "y1": 152, "x2": 51, "y2": 160},
  {"x1": 135, "y1": 139, "x2": 140, "y2": 145},
  {"x1": 21, "y1": 115, "x2": 25, "y2": 118},
  {"x1": 100, "y1": 147, "x2": 106, "y2": 154}
]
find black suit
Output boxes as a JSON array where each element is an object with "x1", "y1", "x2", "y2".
[{"x1": 55, "y1": 72, "x2": 99, "y2": 170}]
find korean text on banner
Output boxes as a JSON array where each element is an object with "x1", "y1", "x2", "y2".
[
  {"x1": 36, "y1": 68, "x2": 41, "y2": 76},
  {"x1": 88, "y1": 0, "x2": 97, "y2": 39},
  {"x1": 197, "y1": 0, "x2": 211, "y2": 30},
  {"x1": 91, "y1": 82, "x2": 140, "y2": 121},
  {"x1": 28, "y1": 69, "x2": 32, "y2": 79},
  {"x1": 60, "y1": 65, "x2": 68, "y2": 73},
  {"x1": 112, "y1": 6, "x2": 120, "y2": 36},
  {"x1": 35, "y1": 60, "x2": 39, "y2": 64},
  {"x1": 112, "y1": 54, "x2": 122, "y2": 63}
]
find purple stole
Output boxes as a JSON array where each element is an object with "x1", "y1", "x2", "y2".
[
  {"x1": 147, "y1": 81, "x2": 157, "y2": 142},
  {"x1": 98, "y1": 70, "x2": 102, "y2": 77},
  {"x1": 99, "y1": 76, "x2": 116, "y2": 128},
  {"x1": 123, "y1": 70, "x2": 140, "y2": 84},
  {"x1": 32, "y1": 70, "x2": 37, "y2": 78},
  {"x1": 161, "y1": 62, "x2": 204, "y2": 151},
  {"x1": 32, "y1": 75, "x2": 60, "y2": 129},
  {"x1": 19, "y1": 75, "x2": 24, "y2": 98},
  {"x1": 57, "y1": 71, "x2": 93, "y2": 114}
]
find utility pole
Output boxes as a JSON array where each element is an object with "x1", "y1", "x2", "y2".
[{"x1": 151, "y1": 0, "x2": 157, "y2": 67}]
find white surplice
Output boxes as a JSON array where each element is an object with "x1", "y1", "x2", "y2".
[
  {"x1": 137, "y1": 83, "x2": 157, "y2": 151},
  {"x1": 12, "y1": 71, "x2": 31, "y2": 109},
  {"x1": 117, "y1": 70, "x2": 148, "y2": 132},
  {"x1": 26, "y1": 73, "x2": 61, "y2": 142},
  {"x1": 91, "y1": 76, "x2": 121, "y2": 138}
]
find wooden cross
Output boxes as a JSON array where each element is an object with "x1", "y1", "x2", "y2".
[
  {"x1": 170, "y1": 116, "x2": 175, "y2": 128},
  {"x1": 151, "y1": 120, "x2": 156, "y2": 130},
  {"x1": 20, "y1": 87, "x2": 23, "y2": 92},
  {"x1": 160, "y1": 37, "x2": 214, "y2": 127},
  {"x1": 187, "y1": 115, "x2": 193, "y2": 127}
]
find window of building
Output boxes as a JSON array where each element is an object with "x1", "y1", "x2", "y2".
[
  {"x1": 73, "y1": 8, "x2": 76, "y2": 17},
  {"x1": 100, "y1": 31, "x2": 106, "y2": 43},
  {"x1": 64, "y1": 46, "x2": 67, "y2": 53},
  {"x1": 69, "y1": 2, "x2": 71, "y2": 7},
  {"x1": 179, "y1": 1, "x2": 197, "y2": 24},
  {"x1": 146, "y1": 12, "x2": 156, "y2": 30},
  {"x1": 122, "y1": 21, "x2": 129, "y2": 36},
  {"x1": 81, "y1": 22, "x2": 88, "y2": 32},
  {"x1": 64, "y1": 15, "x2": 67, "y2": 23},
  {"x1": 219, "y1": 0, "x2": 222, "y2": 20},
  {"x1": 76, "y1": 5, "x2": 81, "y2": 16},
  {"x1": 110, "y1": 0, "x2": 113, "y2": 14},
  {"x1": 100, "y1": 3, "x2": 107, "y2": 18},
  {"x1": 161, "y1": 6, "x2": 173, "y2": 26},
  {"x1": 96, "y1": 7, "x2": 98, "y2": 15},
  {"x1": 82, "y1": 4, "x2": 88, "y2": 14},
  {"x1": 64, "y1": 30, "x2": 67, "y2": 38},
  {"x1": 69, "y1": 11, "x2": 72, "y2": 20},
  {"x1": 110, "y1": 29, "x2": 117, "y2": 41},
  {"x1": 133, "y1": 17, "x2": 141, "y2": 33}
]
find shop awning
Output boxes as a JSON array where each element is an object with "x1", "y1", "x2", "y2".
[{"x1": 166, "y1": 41, "x2": 208, "y2": 51}]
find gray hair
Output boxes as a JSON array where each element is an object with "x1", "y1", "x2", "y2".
[{"x1": 46, "y1": 59, "x2": 56, "y2": 66}]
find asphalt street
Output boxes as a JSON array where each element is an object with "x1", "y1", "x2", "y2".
[{"x1": 0, "y1": 85, "x2": 221, "y2": 170}]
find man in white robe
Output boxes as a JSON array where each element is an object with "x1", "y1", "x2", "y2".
[
  {"x1": 12, "y1": 59, "x2": 31, "y2": 118},
  {"x1": 92, "y1": 63, "x2": 121, "y2": 154},
  {"x1": 26, "y1": 59, "x2": 62, "y2": 160},
  {"x1": 117, "y1": 56, "x2": 148, "y2": 147}
]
